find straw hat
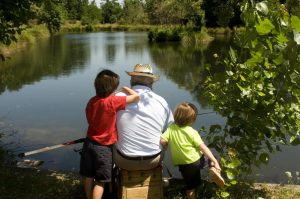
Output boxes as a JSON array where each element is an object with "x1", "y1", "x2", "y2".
[{"x1": 126, "y1": 64, "x2": 160, "y2": 81}]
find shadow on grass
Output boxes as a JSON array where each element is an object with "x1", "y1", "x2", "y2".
[
  {"x1": 164, "y1": 178, "x2": 269, "y2": 199},
  {"x1": 0, "y1": 165, "x2": 85, "y2": 199}
]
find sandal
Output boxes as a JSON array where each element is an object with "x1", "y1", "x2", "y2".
[{"x1": 209, "y1": 167, "x2": 225, "y2": 188}]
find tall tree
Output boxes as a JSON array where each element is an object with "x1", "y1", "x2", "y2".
[
  {"x1": 145, "y1": 0, "x2": 204, "y2": 26},
  {"x1": 202, "y1": 0, "x2": 242, "y2": 27},
  {"x1": 39, "y1": 0, "x2": 61, "y2": 33},
  {"x1": 81, "y1": 0, "x2": 102, "y2": 25},
  {"x1": 60, "y1": 0, "x2": 88, "y2": 20},
  {"x1": 101, "y1": 0, "x2": 122, "y2": 24},
  {"x1": 122, "y1": 0, "x2": 148, "y2": 24}
]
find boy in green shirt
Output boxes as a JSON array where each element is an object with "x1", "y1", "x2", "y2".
[{"x1": 160, "y1": 102, "x2": 224, "y2": 199}]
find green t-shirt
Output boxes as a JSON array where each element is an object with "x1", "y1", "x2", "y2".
[{"x1": 161, "y1": 123, "x2": 204, "y2": 166}]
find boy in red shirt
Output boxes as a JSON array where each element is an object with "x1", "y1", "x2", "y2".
[{"x1": 80, "y1": 69, "x2": 140, "y2": 199}]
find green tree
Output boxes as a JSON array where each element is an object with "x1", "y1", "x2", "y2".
[
  {"x1": 38, "y1": 0, "x2": 61, "y2": 33},
  {"x1": 122, "y1": 0, "x2": 148, "y2": 24},
  {"x1": 81, "y1": 0, "x2": 102, "y2": 25},
  {"x1": 203, "y1": 0, "x2": 300, "y2": 196},
  {"x1": 60, "y1": 0, "x2": 88, "y2": 20},
  {"x1": 202, "y1": 0, "x2": 242, "y2": 27},
  {"x1": 145, "y1": 0, "x2": 204, "y2": 26},
  {"x1": 0, "y1": 0, "x2": 42, "y2": 45},
  {"x1": 101, "y1": 0, "x2": 122, "y2": 24}
]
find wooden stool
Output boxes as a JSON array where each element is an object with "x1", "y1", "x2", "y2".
[{"x1": 116, "y1": 166, "x2": 163, "y2": 199}]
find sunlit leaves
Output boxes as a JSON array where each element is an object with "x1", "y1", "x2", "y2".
[
  {"x1": 229, "y1": 47, "x2": 237, "y2": 63},
  {"x1": 291, "y1": 15, "x2": 300, "y2": 32},
  {"x1": 293, "y1": 30, "x2": 300, "y2": 45},
  {"x1": 202, "y1": 0, "x2": 300, "y2": 192},
  {"x1": 255, "y1": 1, "x2": 268, "y2": 15},
  {"x1": 255, "y1": 18, "x2": 274, "y2": 35},
  {"x1": 290, "y1": 136, "x2": 300, "y2": 145}
]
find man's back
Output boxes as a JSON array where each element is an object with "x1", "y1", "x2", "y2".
[{"x1": 116, "y1": 85, "x2": 173, "y2": 156}]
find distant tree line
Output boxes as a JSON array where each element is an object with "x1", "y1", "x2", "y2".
[{"x1": 1, "y1": 0, "x2": 300, "y2": 45}]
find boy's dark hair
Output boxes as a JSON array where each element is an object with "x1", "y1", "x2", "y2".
[
  {"x1": 94, "y1": 70, "x2": 120, "y2": 98},
  {"x1": 174, "y1": 102, "x2": 198, "y2": 127}
]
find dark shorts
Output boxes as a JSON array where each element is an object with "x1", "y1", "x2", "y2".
[
  {"x1": 79, "y1": 138, "x2": 112, "y2": 183},
  {"x1": 178, "y1": 158, "x2": 202, "y2": 190}
]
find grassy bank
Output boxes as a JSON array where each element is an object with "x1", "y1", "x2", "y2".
[
  {"x1": 0, "y1": 163, "x2": 300, "y2": 199},
  {"x1": 0, "y1": 25, "x2": 50, "y2": 60},
  {"x1": 61, "y1": 21, "x2": 155, "y2": 33}
]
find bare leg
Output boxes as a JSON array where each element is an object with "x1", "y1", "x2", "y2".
[
  {"x1": 93, "y1": 181, "x2": 105, "y2": 199},
  {"x1": 186, "y1": 189, "x2": 196, "y2": 199},
  {"x1": 83, "y1": 177, "x2": 94, "y2": 199}
]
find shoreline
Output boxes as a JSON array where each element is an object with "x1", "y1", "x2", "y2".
[{"x1": 1, "y1": 163, "x2": 300, "y2": 199}]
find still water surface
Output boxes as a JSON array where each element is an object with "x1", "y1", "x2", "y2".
[{"x1": 0, "y1": 32, "x2": 299, "y2": 183}]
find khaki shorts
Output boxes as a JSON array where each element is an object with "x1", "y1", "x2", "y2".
[{"x1": 113, "y1": 146, "x2": 163, "y2": 171}]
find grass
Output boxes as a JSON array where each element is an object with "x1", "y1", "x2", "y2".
[
  {"x1": 0, "y1": 162, "x2": 300, "y2": 199},
  {"x1": 61, "y1": 21, "x2": 156, "y2": 32},
  {"x1": 0, "y1": 165, "x2": 84, "y2": 199}
]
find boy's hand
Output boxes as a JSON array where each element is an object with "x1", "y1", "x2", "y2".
[{"x1": 211, "y1": 161, "x2": 221, "y2": 172}]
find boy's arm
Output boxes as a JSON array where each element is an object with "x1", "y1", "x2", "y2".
[
  {"x1": 121, "y1": 86, "x2": 140, "y2": 104},
  {"x1": 199, "y1": 143, "x2": 221, "y2": 171}
]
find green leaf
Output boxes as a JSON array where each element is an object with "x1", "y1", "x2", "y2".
[
  {"x1": 256, "y1": 18, "x2": 274, "y2": 35},
  {"x1": 228, "y1": 159, "x2": 241, "y2": 168},
  {"x1": 230, "y1": 180, "x2": 237, "y2": 185},
  {"x1": 259, "y1": 152, "x2": 269, "y2": 164},
  {"x1": 221, "y1": 191, "x2": 230, "y2": 198},
  {"x1": 273, "y1": 53, "x2": 284, "y2": 65},
  {"x1": 236, "y1": 83, "x2": 245, "y2": 91},
  {"x1": 246, "y1": 51, "x2": 263, "y2": 67},
  {"x1": 276, "y1": 33, "x2": 288, "y2": 44},
  {"x1": 229, "y1": 47, "x2": 237, "y2": 63},
  {"x1": 226, "y1": 170, "x2": 236, "y2": 180},
  {"x1": 290, "y1": 136, "x2": 300, "y2": 145},
  {"x1": 291, "y1": 15, "x2": 300, "y2": 32},
  {"x1": 240, "y1": 75, "x2": 246, "y2": 81},
  {"x1": 258, "y1": 92, "x2": 266, "y2": 96}
]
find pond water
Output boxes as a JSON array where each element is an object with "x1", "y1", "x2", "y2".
[{"x1": 0, "y1": 32, "x2": 299, "y2": 183}]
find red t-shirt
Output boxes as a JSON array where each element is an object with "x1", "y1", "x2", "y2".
[{"x1": 86, "y1": 95, "x2": 126, "y2": 145}]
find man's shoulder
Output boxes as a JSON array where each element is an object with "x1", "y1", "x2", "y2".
[{"x1": 150, "y1": 91, "x2": 169, "y2": 105}]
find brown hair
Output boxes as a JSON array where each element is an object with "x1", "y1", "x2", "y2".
[
  {"x1": 174, "y1": 102, "x2": 198, "y2": 127},
  {"x1": 94, "y1": 69, "x2": 119, "y2": 98}
]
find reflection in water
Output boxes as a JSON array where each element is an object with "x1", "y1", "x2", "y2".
[
  {"x1": 148, "y1": 38, "x2": 231, "y2": 108},
  {"x1": 0, "y1": 35, "x2": 89, "y2": 94},
  {"x1": 0, "y1": 32, "x2": 297, "y2": 183}
]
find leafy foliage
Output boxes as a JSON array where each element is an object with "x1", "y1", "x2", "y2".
[
  {"x1": 101, "y1": 0, "x2": 122, "y2": 24},
  {"x1": 203, "y1": 0, "x2": 300, "y2": 195},
  {"x1": 0, "y1": 0, "x2": 42, "y2": 45},
  {"x1": 39, "y1": 0, "x2": 61, "y2": 33}
]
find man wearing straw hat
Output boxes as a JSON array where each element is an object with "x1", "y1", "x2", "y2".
[{"x1": 113, "y1": 64, "x2": 174, "y2": 170}]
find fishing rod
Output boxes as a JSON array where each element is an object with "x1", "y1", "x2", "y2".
[
  {"x1": 18, "y1": 138, "x2": 86, "y2": 158},
  {"x1": 197, "y1": 111, "x2": 216, "y2": 116}
]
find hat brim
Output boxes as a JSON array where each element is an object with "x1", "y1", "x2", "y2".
[{"x1": 126, "y1": 71, "x2": 160, "y2": 81}]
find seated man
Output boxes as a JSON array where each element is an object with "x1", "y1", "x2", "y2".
[{"x1": 113, "y1": 64, "x2": 174, "y2": 170}]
